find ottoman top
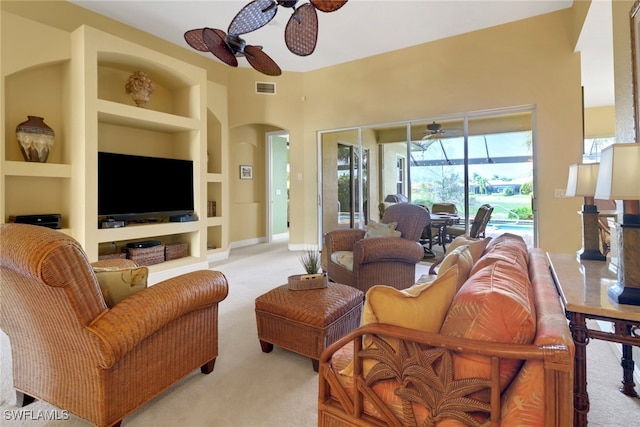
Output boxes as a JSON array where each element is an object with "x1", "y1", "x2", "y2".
[{"x1": 255, "y1": 282, "x2": 364, "y2": 327}]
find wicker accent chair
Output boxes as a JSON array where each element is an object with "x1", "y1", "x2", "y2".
[
  {"x1": 324, "y1": 203, "x2": 430, "y2": 293},
  {"x1": 0, "y1": 223, "x2": 229, "y2": 427}
]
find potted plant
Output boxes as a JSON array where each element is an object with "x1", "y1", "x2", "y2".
[
  {"x1": 299, "y1": 248, "x2": 321, "y2": 275},
  {"x1": 288, "y1": 249, "x2": 327, "y2": 290}
]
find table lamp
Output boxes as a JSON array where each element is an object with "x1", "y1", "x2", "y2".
[
  {"x1": 594, "y1": 143, "x2": 640, "y2": 305},
  {"x1": 565, "y1": 163, "x2": 606, "y2": 260}
]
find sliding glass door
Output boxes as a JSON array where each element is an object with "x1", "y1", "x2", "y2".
[
  {"x1": 319, "y1": 107, "x2": 537, "y2": 247},
  {"x1": 320, "y1": 129, "x2": 370, "y2": 234}
]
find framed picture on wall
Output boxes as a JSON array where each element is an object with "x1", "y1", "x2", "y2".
[
  {"x1": 240, "y1": 165, "x2": 253, "y2": 180},
  {"x1": 631, "y1": 0, "x2": 640, "y2": 141}
]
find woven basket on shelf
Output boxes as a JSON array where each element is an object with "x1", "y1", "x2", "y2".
[
  {"x1": 98, "y1": 252, "x2": 127, "y2": 261},
  {"x1": 165, "y1": 242, "x2": 188, "y2": 261},
  {"x1": 127, "y1": 245, "x2": 165, "y2": 266}
]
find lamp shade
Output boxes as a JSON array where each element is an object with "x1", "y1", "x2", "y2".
[
  {"x1": 594, "y1": 143, "x2": 640, "y2": 200},
  {"x1": 566, "y1": 163, "x2": 599, "y2": 197}
]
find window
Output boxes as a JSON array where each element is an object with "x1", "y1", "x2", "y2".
[{"x1": 396, "y1": 156, "x2": 406, "y2": 195}]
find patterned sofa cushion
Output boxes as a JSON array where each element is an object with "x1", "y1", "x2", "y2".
[
  {"x1": 470, "y1": 232, "x2": 529, "y2": 276},
  {"x1": 440, "y1": 257, "x2": 536, "y2": 394}
]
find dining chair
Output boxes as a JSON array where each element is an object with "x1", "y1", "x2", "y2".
[{"x1": 448, "y1": 204, "x2": 493, "y2": 239}]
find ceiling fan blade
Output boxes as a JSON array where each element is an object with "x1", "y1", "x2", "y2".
[
  {"x1": 310, "y1": 0, "x2": 348, "y2": 13},
  {"x1": 202, "y1": 28, "x2": 239, "y2": 67},
  {"x1": 228, "y1": 0, "x2": 278, "y2": 36},
  {"x1": 184, "y1": 28, "x2": 210, "y2": 52},
  {"x1": 244, "y1": 45, "x2": 282, "y2": 76},
  {"x1": 285, "y1": 3, "x2": 318, "y2": 56}
]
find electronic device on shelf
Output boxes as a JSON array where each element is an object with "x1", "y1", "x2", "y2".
[
  {"x1": 9, "y1": 214, "x2": 61, "y2": 229},
  {"x1": 100, "y1": 217, "x2": 125, "y2": 229},
  {"x1": 126, "y1": 240, "x2": 162, "y2": 249},
  {"x1": 170, "y1": 213, "x2": 197, "y2": 222}
]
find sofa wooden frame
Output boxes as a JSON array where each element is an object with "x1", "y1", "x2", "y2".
[{"x1": 318, "y1": 324, "x2": 573, "y2": 427}]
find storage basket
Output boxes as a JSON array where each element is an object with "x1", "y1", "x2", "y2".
[
  {"x1": 127, "y1": 245, "x2": 165, "y2": 266},
  {"x1": 98, "y1": 252, "x2": 127, "y2": 260},
  {"x1": 165, "y1": 242, "x2": 188, "y2": 261}
]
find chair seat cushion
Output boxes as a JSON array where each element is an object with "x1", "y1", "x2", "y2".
[{"x1": 330, "y1": 251, "x2": 354, "y2": 271}]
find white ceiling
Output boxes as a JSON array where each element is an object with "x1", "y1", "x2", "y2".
[{"x1": 69, "y1": 0, "x2": 613, "y2": 107}]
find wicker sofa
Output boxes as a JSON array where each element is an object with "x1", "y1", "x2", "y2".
[
  {"x1": 0, "y1": 224, "x2": 229, "y2": 427},
  {"x1": 318, "y1": 233, "x2": 574, "y2": 426}
]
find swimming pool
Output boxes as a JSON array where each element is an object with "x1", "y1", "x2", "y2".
[{"x1": 487, "y1": 221, "x2": 534, "y2": 233}]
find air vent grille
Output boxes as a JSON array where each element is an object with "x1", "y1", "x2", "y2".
[{"x1": 256, "y1": 82, "x2": 276, "y2": 95}]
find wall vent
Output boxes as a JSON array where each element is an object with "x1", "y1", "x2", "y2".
[{"x1": 256, "y1": 81, "x2": 276, "y2": 95}]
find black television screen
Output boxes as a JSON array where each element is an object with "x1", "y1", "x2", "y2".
[{"x1": 98, "y1": 152, "x2": 194, "y2": 219}]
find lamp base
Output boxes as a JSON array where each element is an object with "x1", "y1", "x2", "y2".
[
  {"x1": 579, "y1": 209, "x2": 605, "y2": 261},
  {"x1": 578, "y1": 249, "x2": 607, "y2": 261},
  {"x1": 607, "y1": 282, "x2": 640, "y2": 306}
]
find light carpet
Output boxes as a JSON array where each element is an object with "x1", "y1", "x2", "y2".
[{"x1": 1, "y1": 240, "x2": 639, "y2": 426}]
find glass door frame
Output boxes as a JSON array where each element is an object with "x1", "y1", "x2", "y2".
[{"x1": 318, "y1": 105, "x2": 538, "y2": 248}]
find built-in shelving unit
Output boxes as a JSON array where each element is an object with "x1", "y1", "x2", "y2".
[{"x1": 2, "y1": 23, "x2": 228, "y2": 282}]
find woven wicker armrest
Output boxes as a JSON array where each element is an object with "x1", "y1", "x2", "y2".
[
  {"x1": 354, "y1": 237, "x2": 424, "y2": 265},
  {"x1": 88, "y1": 270, "x2": 229, "y2": 368},
  {"x1": 91, "y1": 259, "x2": 138, "y2": 269},
  {"x1": 325, "y1": 229, "x2": 366, "y2": 252}
]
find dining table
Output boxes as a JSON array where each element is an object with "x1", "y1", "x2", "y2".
[{"x1": 427, "y1": 212, "x2": 461, "y2": 252}]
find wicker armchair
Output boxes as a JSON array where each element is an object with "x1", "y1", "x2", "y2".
[
  {"x1": 324, "y1": 203, "x2": 430, "y2": 293},
  {"x1": 0, "y1": 224, "x2": 229, "y2": 427}
]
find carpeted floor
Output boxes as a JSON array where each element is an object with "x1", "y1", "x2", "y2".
[{"x1": 1, "y1": 240, "x2": 639, "y2": 426}]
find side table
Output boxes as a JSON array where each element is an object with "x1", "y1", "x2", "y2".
[{"x1": 547, "y1": 253, "x2": 640, "y2": 426}]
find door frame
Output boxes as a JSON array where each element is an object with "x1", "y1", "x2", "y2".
[{"x1": 265, "y1": 130, "x2": 289, "y2": 243}]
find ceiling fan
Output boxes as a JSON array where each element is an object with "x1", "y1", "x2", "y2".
[
  {"x1": 184, "y1": 27, "x2": 282, "y2": 76},
  {"x1": 184, "y1": 0, "x2": 348, "y2": 76},
  {"x1": 421, "y1": 121, "x2": 463, "y2": 140}
]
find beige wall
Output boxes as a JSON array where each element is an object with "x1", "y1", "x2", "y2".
[
  {"x1": 585, "y1": 106, "x2": 615, "y2": 138},
  {"x1": 296, "y1": 9, "x2": 585, "y2": 252},
  {"x1": 3, "y1": 1, "x2": 614, "y2": 254},
  {"x1": 613, "y1": 0, "x2": 637, "y2": 142}
]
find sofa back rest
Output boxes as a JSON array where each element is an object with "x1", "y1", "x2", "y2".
[
  {"x1": 440, "y1": 233, "x2": 536, "y2": 392},
  {"x1": 0, "y1": 224, "x2": 107, "y2": 330},
  {"x1": 381, "y1": 203, "x2": 430, "y2": 241}
]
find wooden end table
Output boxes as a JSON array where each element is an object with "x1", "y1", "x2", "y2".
[{"x1": 547, "y1": 253, "x2": 640, "y2": 426}]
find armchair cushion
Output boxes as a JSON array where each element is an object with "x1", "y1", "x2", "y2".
[
  {"x1": 364, "y1": 221, "x2": 401, "y2": 238},
  {"x1": 447, "y1": 235, "x2": 491, "y2": 263},
  {"x1": 363, "y1": 265, "x2": 458, "y2": 334},
  {"x1": 330, "y1": 251, "x2": 354, "y2": 271},
  {"x1": 93, "y1": 266, "x2": 148, "y2": 307},
  {"x1": 437, "y1": 244, "x2": 474, "y2": 290}
]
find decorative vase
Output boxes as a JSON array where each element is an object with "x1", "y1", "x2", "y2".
[
  {"x1": 15, "y1": 116, "x2": 55, "y2": 162},
  {"x1": 125, "y1": 71, "x2": 155, "y2": 107}
]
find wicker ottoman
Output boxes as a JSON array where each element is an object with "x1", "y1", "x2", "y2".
[{"x1": 255, "y1": 282, "x2": 364, "y2": 372}]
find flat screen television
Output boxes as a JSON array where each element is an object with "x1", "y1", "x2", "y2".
[{"x1": 98, "y1": 151, "x2": 194, "y2": 220}]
